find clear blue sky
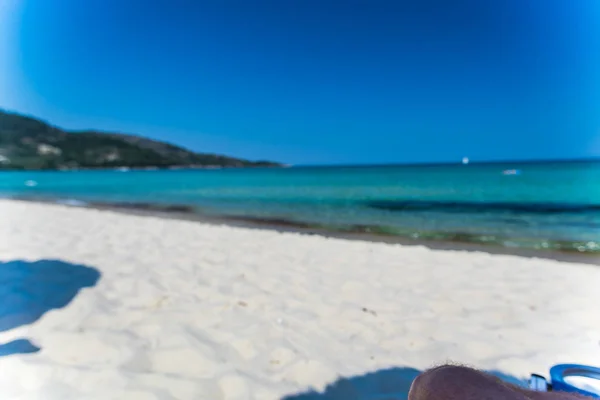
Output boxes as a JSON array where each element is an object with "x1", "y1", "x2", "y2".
[{"x1": 1, "y1": 0, "x2": 599, "y2": 165}]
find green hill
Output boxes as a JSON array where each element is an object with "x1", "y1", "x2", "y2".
[{"x1": 0, "y1": 109, "x2": 281, "y2": 170}]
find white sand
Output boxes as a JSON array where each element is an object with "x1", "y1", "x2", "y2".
[{"x1": 0, "y1": 199, "x2": 599, "y2": 399}]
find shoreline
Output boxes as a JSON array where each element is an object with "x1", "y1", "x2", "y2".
[{"x1": 13, "y1": 197, "x2": 600, "y2": 266}]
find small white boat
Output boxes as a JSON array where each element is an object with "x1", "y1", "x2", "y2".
[
  {"x1": 462, "y1": 157, "x2": 469, "y2": 165},
  {"x1": 503, "y1": 169, "x2": 521, "y2": 175},
  {"x1": 24, "y1": 180, "x2": 38, "y2": 187}
]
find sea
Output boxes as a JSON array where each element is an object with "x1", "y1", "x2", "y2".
[{"x1": 1, "y1": 161, "x2": 599, "y2": 254}]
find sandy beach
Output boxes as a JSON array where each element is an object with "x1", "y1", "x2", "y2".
[{"x1": 0, "y1": 199, "x2": 599, "y2": 399}]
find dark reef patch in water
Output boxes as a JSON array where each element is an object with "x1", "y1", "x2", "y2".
[{"x1": 367, "y1": 200, "x2": 600, "y2": 215}]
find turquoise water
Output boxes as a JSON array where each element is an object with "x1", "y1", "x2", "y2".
[{"x1": 1, "y1": 161, "x2": 599, "y2": 252}]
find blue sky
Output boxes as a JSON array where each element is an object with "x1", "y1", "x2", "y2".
[{"x1": 1, "y1": 0, "x2": 599, "y2": 165}]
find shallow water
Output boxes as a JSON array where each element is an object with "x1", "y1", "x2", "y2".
[{"x1": 1, "y1": 161, "x2": 599, "y2": 253}]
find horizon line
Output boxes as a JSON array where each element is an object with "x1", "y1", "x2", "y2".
[{"x1": 291, "y1": 156, "x2": 600, "y2": 168}]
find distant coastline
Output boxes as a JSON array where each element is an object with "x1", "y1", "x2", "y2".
[{"x1": 0, "y1": 109, "x2": 282, "y2": 170}]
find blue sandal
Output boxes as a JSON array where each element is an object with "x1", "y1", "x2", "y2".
[{"x1": 530, "y1": 364, "x2": 600, "y2": 398}]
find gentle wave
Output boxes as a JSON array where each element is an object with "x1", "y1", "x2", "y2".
[{"x1": 55, "y1": 199, "x2": 88, "y2": 207}]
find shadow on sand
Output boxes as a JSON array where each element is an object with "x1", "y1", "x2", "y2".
[
  {"x1": 281, "y1": 366, "x2": 526, "y2": 400},
  {"x1": 0, "y1": 259, "x2": 100, "y2": 357}
]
